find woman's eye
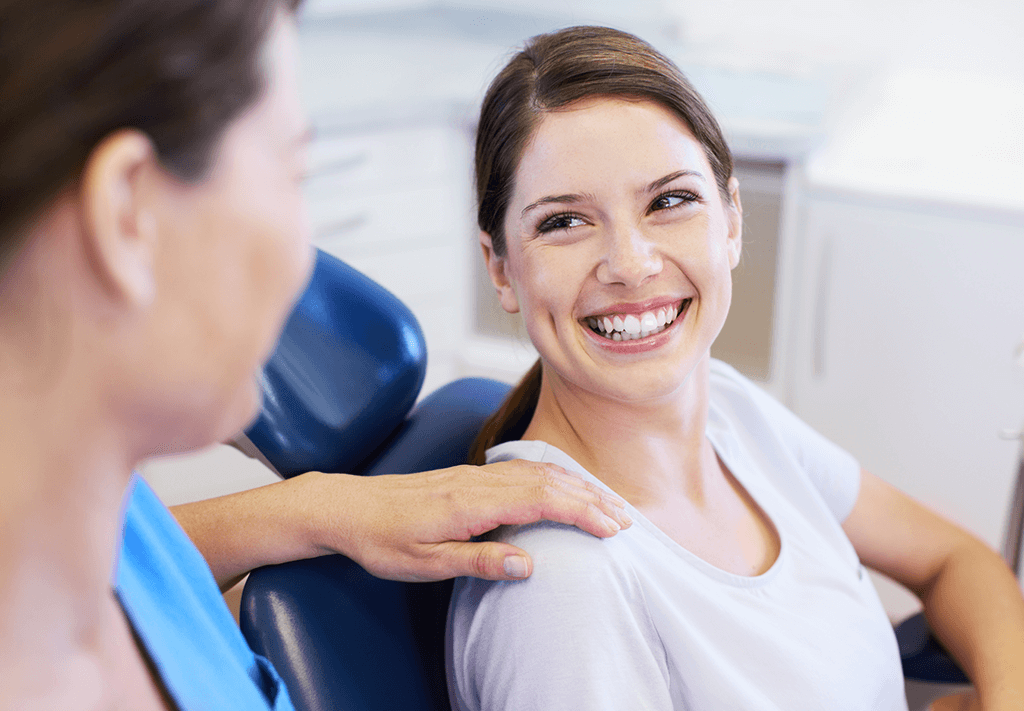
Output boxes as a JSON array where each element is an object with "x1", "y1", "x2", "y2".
[
  {"x1": 650, "y1": 191, "x2": 698, "y2": 212},
  {"x1": 538, "y1": 213, "x2": 586, "y2": 233}
]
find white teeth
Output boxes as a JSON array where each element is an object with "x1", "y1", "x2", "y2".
[
  {"x1": 640, "y1": 312, "x2": 658, "y2": 336},
  {"x1": 585, "y1": 300, "x2": 689, "y2": 341}
]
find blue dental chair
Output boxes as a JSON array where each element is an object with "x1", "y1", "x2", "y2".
[
  {"x1": 239, "y1": 248, "x2": 1001, "y2": 711},
  {"x1": 239, "y1": 248, "x2": 508, "y2": 711}
]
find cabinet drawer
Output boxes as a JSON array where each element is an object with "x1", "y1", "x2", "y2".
[
  {"x1": 308, "y1": 184, "x2": 464, "y2": 250},
  {"x1": 306, "y1": 125, "x2": 455, "y2": 193},
  {"x1": 317, "y1": 241, "x2": 460, "y2": 303}
]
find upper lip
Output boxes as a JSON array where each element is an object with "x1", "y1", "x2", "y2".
[{"x1": 579, "y1": 297, "x2": 689, "y2": 320}]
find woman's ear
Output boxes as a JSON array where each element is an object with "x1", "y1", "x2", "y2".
[
  {"x1": 79, "y1": 129, "x2": 159, "y2": 309},
  {"x1": 479, "y1": 231, "x2": 520, "y2": 314},
  {"x1": 725, "y1": 176, "x2": 743, "y2": 270}
]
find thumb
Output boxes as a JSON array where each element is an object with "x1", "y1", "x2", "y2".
[{"x1": 442, "y1": 541, "x2": 534, "y2": 581}]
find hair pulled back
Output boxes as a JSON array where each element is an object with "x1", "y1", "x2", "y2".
[
  {"x1": 0, "y1": 0, "x2": 302, "y2": 272},
  {"x1": 469, "y1": 25, "x2": 734, "y2": 465}
]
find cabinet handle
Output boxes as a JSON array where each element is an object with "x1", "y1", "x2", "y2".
[
  {"x1": 314, "y1": 213, "x2": 369, "y2": 241},
  {"x1": 812, "y1": 236, "x2": 832, "y2": 378},
  {"x1": 999, "y1": 338, "x2": 1024, "y2": 575},
  {"x1": 1001, "y1": 435, "x2": 1024, "y2": 576},
  {"x1": 305, "y1": 151, "x2": 370, "y2": 180}
]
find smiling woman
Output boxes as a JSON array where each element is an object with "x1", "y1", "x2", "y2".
[
  {"x1": 469, "y1": 27, "x2": 738, "y2": 459},
  {"x1": 449, "y1": 26, "x2": 1024, "y2": 711}
]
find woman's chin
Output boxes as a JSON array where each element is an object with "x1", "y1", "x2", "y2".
[
  {"x1": 221, "y1": 376, "x2": 264, "y2": 439},
  {"x1": 172, "y1": 377, "x2": 264, "y2": 453}
]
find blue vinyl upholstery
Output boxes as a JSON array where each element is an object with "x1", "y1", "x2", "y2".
[
  {"x1": 244, "y1": 250, "x2": 427, "y2": 479},
  {"x1": 240, "y1": 249, "x2": 511, "y2": 711},
  {"x1": 241, "y1": 381, "x2": 510, "y2": 711}
]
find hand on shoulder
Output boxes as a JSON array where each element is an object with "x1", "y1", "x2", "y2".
[{"x1": 301, "y1": 459, "x2": 632, "y2": 582}]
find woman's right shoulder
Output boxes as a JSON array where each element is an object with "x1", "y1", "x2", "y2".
[
  {"x1": 484, "y1": 518, "x2": 633, "y2": 596},
  {"x1": 448, "y1": 454, "x2": 667, "y2": 710},
  {"x1": 447, "y1": 514, "x2": 660, "y2": 710},
  {"x1": 451, "y1": 521, "x2": 641, "y2": 642}
]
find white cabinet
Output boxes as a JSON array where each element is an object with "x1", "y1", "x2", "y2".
[{"x1": 788, "y1": 193, "x2": 1024, "y2": 617}]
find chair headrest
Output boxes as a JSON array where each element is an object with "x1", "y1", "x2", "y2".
[{"x1": 245, "y1": 249, "x2": 427, "y2": 478}]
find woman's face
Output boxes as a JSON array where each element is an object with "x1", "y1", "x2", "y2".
[
  {"x1": 487, "y1": 97, "x2": 741, "y2": 404},
  {"x1": 142, "y1": 11, "x2": 313, "y2": 448}
]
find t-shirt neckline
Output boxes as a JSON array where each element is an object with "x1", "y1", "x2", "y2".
[{"x1": 486, "y1": 422, "x2": 788, "y2": 589}]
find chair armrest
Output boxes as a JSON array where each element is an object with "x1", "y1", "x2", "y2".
[{"x1": 895, "y1": 611, "x2": 970, "y2": 684}]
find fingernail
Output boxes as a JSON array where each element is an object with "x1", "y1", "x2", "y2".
[
  {"x1": 503, "y1": 555, "x2": 529, "y2": 578},
  {"x1": 617, "y1": 509, "x2": 633, "y2": 527},
  {"x1": 604, "y1": 516, "x2": 621, "y2": 533}
]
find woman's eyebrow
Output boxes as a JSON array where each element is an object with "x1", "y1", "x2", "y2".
[
  {"x1": 520, "y1": 192, "x2": 597, "y2": 218},
  {"x1": 642, "y1": 170, "x2": 705, "y2": 195}
]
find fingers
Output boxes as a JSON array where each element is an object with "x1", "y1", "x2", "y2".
[
  {"x1": 534, "y1": 492, "x2": 628, "y2": 539},
  {"x1": 478, "y1": 460, "x2": 633, "y2": 537},
  {"x1": 340, "y1": 461, "x2": 633, "y2": 584},
  {"x1": 438, "y1": 541, "x2": 534, "y2": 581}
]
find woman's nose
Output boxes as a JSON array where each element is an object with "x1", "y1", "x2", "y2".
[{"x1": 595, "y1": 225, "x2": 663, "y2": 289}]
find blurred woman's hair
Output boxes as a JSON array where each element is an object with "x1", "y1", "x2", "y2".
[
  {"x1": 469, "y1": 25, "x2": 734, "y2": 465},
  {"x1": 0, "y1": 0, "x2": 302, "y2": 271}
]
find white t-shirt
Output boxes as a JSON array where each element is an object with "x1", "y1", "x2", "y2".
[{"x1": 446, "y1": 360, "x2": 907, "y2": 710}]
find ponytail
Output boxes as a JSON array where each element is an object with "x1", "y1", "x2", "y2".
[{"x1": 468, "y1": 359, "x2": 542, "y2": 465}]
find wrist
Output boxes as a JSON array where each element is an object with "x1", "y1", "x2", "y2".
[{"x1": 286, "y1": 470, "x2": 364, "y2": 563}]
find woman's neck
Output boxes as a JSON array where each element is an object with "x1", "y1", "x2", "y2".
[
  {"x1": 523, "y1": 355, "x2": 716, "y2": 508},
  {"x1": 0, "y1": 351, "x2": 138, "y2": 707}
]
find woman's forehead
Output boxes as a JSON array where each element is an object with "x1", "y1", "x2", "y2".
[{"x1": 513, "y1": 98, "x2": 711, "y2": 199}]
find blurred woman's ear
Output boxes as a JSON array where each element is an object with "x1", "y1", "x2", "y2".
[
  {"x1": 479, "y1": 231, "x2": 520, "y2": 314},
  {"x1": 725, "y1": 176, "x2": 743, "y2": 270},
  {"x1": 79, "y1": 129, "x2": 159, "y2": 309}
]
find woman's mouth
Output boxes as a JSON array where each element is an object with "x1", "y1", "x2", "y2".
[{"x1": 582, "y1": 299, "x2": 691, "y2": 341}]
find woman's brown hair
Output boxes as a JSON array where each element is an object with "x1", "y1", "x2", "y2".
[
  {"x1": 0, "y1": 0, "x2": 302, "y2": 273},
  {"x1": 468, "y1": 25, "x2": 735, "y2": 465}
]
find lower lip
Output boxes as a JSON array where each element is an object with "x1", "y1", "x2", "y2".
[{"x1": 583, "y1": 302, "x2": 689, "y2": 354}]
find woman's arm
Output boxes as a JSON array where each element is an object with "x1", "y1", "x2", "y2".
[
  {"x1": 842, "y1": 470, "x2": 1024, "y2": 710},
  {"x1": 171, "y1": 461, "x2": 632, "y2": 591}
]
